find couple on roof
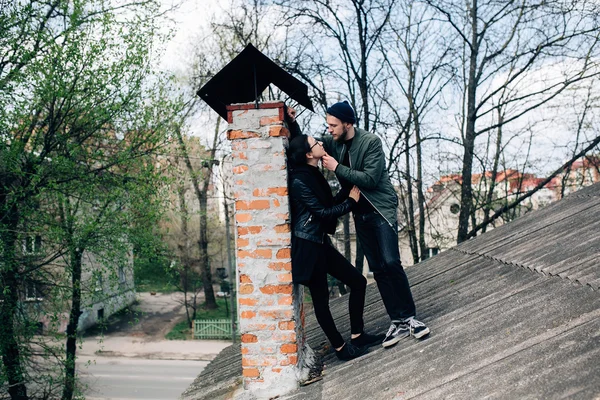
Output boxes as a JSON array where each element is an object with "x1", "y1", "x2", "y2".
[{"x1": 286, "y1": 101, "x2": 430, "y2": 361}]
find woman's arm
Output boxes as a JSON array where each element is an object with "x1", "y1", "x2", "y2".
[{"x1": 291, "y1": 179, "x2": 356, "y2": 221}]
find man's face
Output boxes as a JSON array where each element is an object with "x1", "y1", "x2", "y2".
[{"x1": 326, "y1": 115, "x2": 349, "y2": 142}]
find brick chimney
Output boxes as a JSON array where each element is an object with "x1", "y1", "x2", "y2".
[{"x1": 227, "y1": 101, "x2": 313, "y2": 398}]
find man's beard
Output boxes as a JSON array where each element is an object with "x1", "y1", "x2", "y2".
[{"x1": 335, "y1": 125, "x2": 348, "y2": 142}]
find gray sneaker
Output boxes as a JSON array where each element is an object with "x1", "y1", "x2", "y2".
[
  {"x1": 403, "y1": 317, "x2": 430, "y2": 339},
  {"x1": 381, "y1": 322, "x2": 409, "y2": 348}
]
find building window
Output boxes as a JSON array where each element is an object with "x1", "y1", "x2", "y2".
[
  {"x1": 95, "y1": 273, "x2": 103, "y2": 292},
  {"x1": 25, "y1": 281, "x2": 43, "y2": 301},
  {"x1": 422, "y1": 247, "x2": 440, "y2": 260},
  {"x1": 23, "y1": 235, "x2": 42, "y2": 254}
]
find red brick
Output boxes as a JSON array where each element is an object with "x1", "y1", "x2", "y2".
[
  {"x1": 260, "y1": 346, "x2": 276, "y2": 354},
  {"x1": 236, "y1": 213, "x2": 252, "y2": 223},
  {"x1": 239, "y1": 274, "x2": 252, "y2": 283},
  {"x1": 256, "y1": 237, "x2": 291, "y2": 247},
  {"x1": 261, "y1": 298, "x2": 276, "y2": 306},
  {"x1": 278, "y1": 296, "x2": 293, "y2": 306},
  {"x1": 268, "y1": 262, "x2": 292, "y2": 271},
  {"x1": 268, "y1": 187, "x2": 288, "y2": 196},
  {"x1": 243, "y1": 356, "x2": 278, "y2": 367},
  {"x1": 237, "y1": 238, "x2": 249, "y2": 248},
  {"x1": 233, "y1": 165, "x2": 249, "y2": 174},
  {"x1": 239, "y1": 284, "x2": 254, "y2": 294},
  {"x1": 259, "y1": 284, "x2": 292, "y2": 295},
  {"x1": 239, "y1": 297, "x2": 258, "y2": 306},
  {"x1": 277, "y1": 273, "x2": 292, "y2": 283},
  {"x1": 236, "y1": 200, "x2": 270, "y2": 210},
  {"x1": 231, "y1": 141, "x2": 248, "y2": 150},
  {"x1": 240, "y1": 311, "x2": 256, "y2": 319},
  {"x1": 259, "y1": 310, "x2": 293, "y2": 320},
  {"x1": 286, "y1": 355, "x2": 298, "y2": 365},
  {"x1": 278, "y1": 321, "x2": 296, "y2": 331},
  {"x1": 226, "y1": 101, "x2": 284, "y2": 112},
  {"x1": 241, "y1": 333, "x2": 258, "y2": 343},
  {"x1": 269, "y1": 125, "x2": 289, "y2": 137},
  {"x1": 276, "y1": 248, "x2": 291, "y2": 259},
  {"x1": 273, "y1": 332, "x2": 296, "y2": 342},
  {"x1": 273, "y1": 199, "x2": 281, "y2": 207},
  {"x1": 280, "y1": 344, "x2": 297, "y2": 354},
  {"x1": 227, "y1": 130, "x2": 261, "y2": 140},
  {"x1": 238, "y1": 226, "x2": 262, "y2": 235},
  {"x1": 260, "y1": 116, "x2": 283, "y2": 126},
  {"x1": 242, "y1": 368, "x2": 260, "y2": 378},
  {"x1": 246, "y1": 323, "x2": 276, "y2": 331},
  {"x1": 238, "y1": 249, "x2": 272, "y2": 259}
]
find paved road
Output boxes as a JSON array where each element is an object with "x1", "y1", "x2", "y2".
[{"x1": 78, "y1": 356, "x2": 208, "y2": 400}]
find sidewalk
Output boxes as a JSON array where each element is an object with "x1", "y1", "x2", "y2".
[{"x1": 79, "y1": 335, "x2": 233, "y2": 361}]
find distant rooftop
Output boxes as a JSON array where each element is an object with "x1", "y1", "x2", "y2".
[{"x1": 182, "y1": 182, "x2": 600, "y2": 400}]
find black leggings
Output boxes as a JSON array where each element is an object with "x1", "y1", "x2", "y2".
[{"x1": 306, "y1": 242, "x2": 367, "y2": 349}]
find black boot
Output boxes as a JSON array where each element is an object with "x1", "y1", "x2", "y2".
[
  {"x1": 336, "y1": 342, "x2": 367, "y2": 361},
  {"x1": 351, "y1": 332, "x2": 386, "y2": 348}
]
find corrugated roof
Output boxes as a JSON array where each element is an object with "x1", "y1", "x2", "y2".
[{"x1": 182, "y1": 182, "x2": 600, "y2": 400}]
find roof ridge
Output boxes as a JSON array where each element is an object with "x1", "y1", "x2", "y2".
[{"x1": 449, "y1": 248, "x2": 597, "y2": 291}]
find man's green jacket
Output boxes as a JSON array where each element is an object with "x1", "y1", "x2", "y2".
[{"x1": 323, "y1": 127, "x2": 398, "y2": 227}]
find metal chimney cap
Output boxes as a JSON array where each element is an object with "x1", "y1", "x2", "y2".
[{"x1": 197, "y1": 43, "x2": 314, "y2": 120}]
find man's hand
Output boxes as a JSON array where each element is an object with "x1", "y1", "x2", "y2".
[{"x1": 322, "y1": 153, "x2": 339, "y2": 171}]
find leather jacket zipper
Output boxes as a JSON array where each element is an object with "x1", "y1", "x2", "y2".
[{"x1": 303, "y1": 215, "x2": 312, "y2": 227}]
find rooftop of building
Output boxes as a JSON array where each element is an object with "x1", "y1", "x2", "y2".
[{"x1": 182, "y1": 181, "x2": 600, "y2": 400}]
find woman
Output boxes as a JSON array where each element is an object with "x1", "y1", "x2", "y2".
[{"x1": 287, "y1": 134, "x2": 381, "y2": 360}]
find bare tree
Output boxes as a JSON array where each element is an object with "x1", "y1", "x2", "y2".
[
  {"x1": 423, "y1": 0, "x2": 600, "y2": 242},
  {"x1": 169, "y1": 121, "x2": 220, "y2": 311},
  {"x1": 377, "y1": 2, "x2": 453, "y2": 262}
]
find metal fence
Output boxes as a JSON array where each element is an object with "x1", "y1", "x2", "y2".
[{"x1": 194, "y1": 318, "x2": 235, "y2": 340}]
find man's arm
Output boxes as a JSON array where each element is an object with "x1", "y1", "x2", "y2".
[{"x1": 323, "y1": 137, "x2": 385, "y2": 190}]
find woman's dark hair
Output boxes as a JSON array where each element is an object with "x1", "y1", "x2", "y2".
[{"x1": 287, "y1": 134, "x2": 311, "y2": 168}]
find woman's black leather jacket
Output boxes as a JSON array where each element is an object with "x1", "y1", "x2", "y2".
[{"x1": 289, "y1": 165, "x2": 355, "y2": 244}]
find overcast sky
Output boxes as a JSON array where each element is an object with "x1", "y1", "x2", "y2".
[{"x1": 160, "y1": 0, "x2": 223, "y2": 72}]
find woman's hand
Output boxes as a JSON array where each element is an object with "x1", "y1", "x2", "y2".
[
  {"x1": 287, "y1": 106, "x2": 297, "y2": 122},
  {"x1": 349, "y1": 185, "x2": 360, "y2": 202}
]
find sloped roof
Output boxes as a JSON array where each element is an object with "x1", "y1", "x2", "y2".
[{"x1": 182, "y1": 182, "x2": 600, "y2": 400}]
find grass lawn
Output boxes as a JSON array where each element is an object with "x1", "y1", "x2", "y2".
[{"x1": 135, "y1": 281, "x2": 179, "y2": 294}]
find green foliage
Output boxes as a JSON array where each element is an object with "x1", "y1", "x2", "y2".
[
  {"x1": 165, "y1": 320, "x2": 190, "y2": 340},
  {"x1": 197, "y1": 298, "x2": 232, "y2": 320},
  {"x1": 0, "y1": 0, "x2": 185, "y2": 398},
  {"x1": 134, "y1": 254, "x2": 178, "y2": 292}
]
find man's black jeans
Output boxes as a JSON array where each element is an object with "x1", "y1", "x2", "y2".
[{"x1": 355, "y1": 211, "x2": 416, "y2": 321}]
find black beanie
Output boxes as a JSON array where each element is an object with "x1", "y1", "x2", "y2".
[{"x1": 326, "y1": 100, "x2": 356, "y2": 124}]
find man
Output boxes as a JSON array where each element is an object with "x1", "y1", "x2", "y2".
[{"x1": 321, "y1": 100, "x2": 430, "y2": 348}]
